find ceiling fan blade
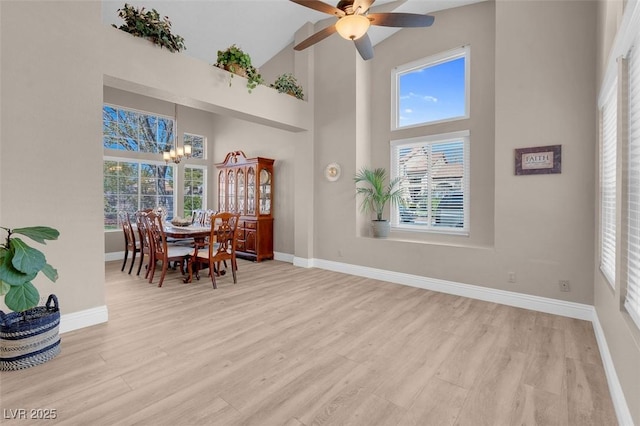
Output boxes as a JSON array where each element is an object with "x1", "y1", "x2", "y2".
[
  {"x1": 367, "y1": 0, "x2": 407, "y2": 14},
  {"x1": 289, "y1": 0, "x2": 345, "y2": 17},
  {"x1": 367, "y1": 13, "x2": 435, "y2": 28},
  {"x1": 354, "y1": 33, "x2": 374, "y2": 61},
  {"x1": 294, "y1": 24, "x2": 338, "y2": 51},
  {"x1": 353, "y1": 0, "x2": 376, "y2": 14}
]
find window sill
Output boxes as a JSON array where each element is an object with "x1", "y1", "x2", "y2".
[{"x1": 357, "y1": 233, "x2": 494, "y2": 251}]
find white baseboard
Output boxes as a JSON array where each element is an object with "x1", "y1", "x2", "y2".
[
  {"x1": 591, "y1": 312, "x2": 634, "y2": 426},
  {"x1": 293, "y1": 256, "x2": 314, "y2": 268},
  {"x1": 274, "y1": 251, "x2": 295, "y2": 263},
  {"x1": 59, "y1": 305, "x2": 109, "y2": 334},
  {"x1": 295, "y1": 257, "x2": 593, "y2": 320},
  {"x1": 103, "y1": 252, "x2": 634, "y2": 422},
  {"x1": 105, "y1": 251, "x2": 124, "y2": 262},
  {"x1": 284, "y1": 255, "x2": 631, "y2": 426}
]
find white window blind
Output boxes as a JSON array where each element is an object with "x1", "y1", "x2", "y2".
[
  {"x1": 601, "y1": 82, "x2": 617, "y2": 287},
  {"x1": 626, "y1": 44, "x2": 640, "y2": 329},
  {"x1": 390, "y1": 131, "x2": 469, "y2": 234}
]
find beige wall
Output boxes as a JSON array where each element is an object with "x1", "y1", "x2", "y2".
[
  {"x1": 260, "y1": 42, "x2": 295, "y2": 89},
  {"x1": 209, "y1": 115, "x2": 298, "y2": 255},
  {"x1": 307, "y1": 1, "x2": 597, "y2": 304},
  {"x1": 0, "y1": 1, "x2": 105, "y2": 313},
  {"x1": 595, "y1": 1, "x2": 640, "y2": 423},
  {"x1": 3, "y1": 0, "x2": 638, "y2": 420}
]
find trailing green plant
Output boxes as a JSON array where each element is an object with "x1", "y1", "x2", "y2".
[
  {"x1": 112, "y1": 3, "x2": 186, "y2": 53},
  {"x1": 270, "y1": 73, "x2": 304, "y2": 100},
  {"x1": 0, "y1": 226, "x2": 59, "y2": 312},
  {"x1": 354, "y1": 168, "x2": 405, "y2": 221},
  {"x1": 215, "y1": 45, "x2": 263, "y2": 92}
]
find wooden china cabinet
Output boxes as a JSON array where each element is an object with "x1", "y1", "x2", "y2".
[{"x1": 215, "y1": 151, "x2": 274, "y2": 262}]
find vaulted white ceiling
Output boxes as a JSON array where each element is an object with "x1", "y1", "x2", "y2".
[{"x1": 102, "y1": 0, "x2": 484, "y2": 68}]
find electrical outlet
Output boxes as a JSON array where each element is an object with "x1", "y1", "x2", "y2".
[
  {"x1": 559, "y1": 280, "x2": 570, "y2": 292},
  {"x1": 508, "y1": 272, "x2": 516, "y2": 283}
]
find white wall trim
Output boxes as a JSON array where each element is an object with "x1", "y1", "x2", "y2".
[
  {"x1": 291, "y1": 256, "x2": 593, "y2": 320},
  {"x1": 105, "y1": 251, "x2": 124, "y2": 262},
  {"x1": 105, "y1": 252, "x2": 633, "y2": 422},
  {"x1": 283, "y1": 255, "x2": 631, "y2": 424},
  {"x1": 274, "y1": 251, "x2": 295, "y2": 263},
  {"x1": 591, "y1": 311, "x2": 634, "y2": 426},
  {"x1": 293, "y1": 256, "x2": 315, "y2": 268},
  {"x1": 59, "y1": 305, "x2": 109, "y2": 334}
]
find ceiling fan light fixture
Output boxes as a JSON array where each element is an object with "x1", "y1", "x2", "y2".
[{"x1": 335, "y1": 14, "x2": 370, "y2": 40}]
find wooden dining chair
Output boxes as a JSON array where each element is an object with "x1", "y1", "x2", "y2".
[
  {"x1": 191, "y1": 209, "x2": 206, "y2": 226},
  {"x1": 134, "y1": 210, "x2": 153, "y2": 278},
  {"x1": 118, "y1": 211, "x2": 138, "y2": 274},
  {"x1": 192, "y1": 212, "x2": 240, "y2": 289},
  {"x1": 146, "y1": 212, "x2": 193, "y2": 287}
]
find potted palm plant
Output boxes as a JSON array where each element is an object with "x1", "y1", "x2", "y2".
[
  {"x1": 112, "y1": 3, "x2": 186, "y2": 53},
  {"x1": 354, "y1": 168, "x2": 405, "y2": 238},
  {"x1": 0, "y1": 225, "x2": 60, "y2": 370},
  {"x1": 215, "y1": 45, "x2": 263, "y2": 93},
  {"x1": 270, "y1": 73, "x2": 305, "y2": 100}
]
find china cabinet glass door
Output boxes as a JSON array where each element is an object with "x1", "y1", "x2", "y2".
[
  {"x1": 227, "y1": 170, "x2": 235, "y2": 212},
  {"x1": 218, "y1": 170, "x2": 225, "y2": 211},
  {"x1": 247, "y1": 167, "x2": 256, "y2": 215},
  {"x1": 237, "y1": 169, "x2": 245, "y2": 215},
  {"x1": 259, "y1": 168, "x2": 272, "y2": 215}
]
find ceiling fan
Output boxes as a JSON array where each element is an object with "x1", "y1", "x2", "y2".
[{"x1": 290, "y1": 0, "x2": 435, "y2": 60}]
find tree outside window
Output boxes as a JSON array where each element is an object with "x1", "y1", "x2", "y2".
[{"x1": 184, "y1": 166, "x2": 205, "y2": 218}]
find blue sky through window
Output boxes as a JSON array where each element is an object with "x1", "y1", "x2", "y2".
[{"x1": 398, "y1": 56, "x2": 466, "y2": 128}]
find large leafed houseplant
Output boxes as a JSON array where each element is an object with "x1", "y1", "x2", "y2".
[
  {"x1": 0, "y1": 226, "x2": 61, "y2": 371},
  {"x1": 0, "y1": 226, "x2": 59, "y2": 312}
]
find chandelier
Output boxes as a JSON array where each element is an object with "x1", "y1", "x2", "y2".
[{"x1": 163, "y1": 143, "x2": 191, "y2": 164}]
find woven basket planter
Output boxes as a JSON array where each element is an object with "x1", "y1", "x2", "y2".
[
  {"x1": 224, "y1": 63, "x2": 248, "y2": 78},
  {"x1": 0, "y1": 294, "x2": 61, "y2": 371}
]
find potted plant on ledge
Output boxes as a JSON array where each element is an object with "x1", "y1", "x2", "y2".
[
  {"x1": 215, "y1": 45, "x2": 263, "y2": 93},
  {"x1": 0, "y1": 225, "x2": 60, "y2": 371},
  {"x1": 354, "y1": 167, "x2": 405, "y2": 238},
  {"x1": 112, "y1": 3, "x2": 186, "y2": 53},
  {"x1": 270, "y1": 73, "x2": 305, "y2": 100}
]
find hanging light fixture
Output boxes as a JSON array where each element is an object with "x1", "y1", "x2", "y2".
[
  {"x1": 163, "y1": 103, "x2": 191, "y2": 164},
  {"x1": 163, "y1": 143, "x2": 191, "y2": 164},
  {"x1": 335, "y1": 14, "x2": 370, "y2": 41}
]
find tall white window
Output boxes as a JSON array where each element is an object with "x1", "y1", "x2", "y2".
[
  {"x1": 184, "y1": 166, "x2": 206, "y2": 218},
  {"x1": 600, "y1": 82, "x2": 617, "y2": 288},
  {"x1": 103, "y1": 159, "x2": 175, "y2": 230},
  {"x1": 390, "y1": 131, "x2": 469, "y2": 234},
  {"x1": 392, "y1": 46, "x2": 469, "y2": 130},
  {"x1": 626, "y1": 43, "x2": 640, "y2": 329}
]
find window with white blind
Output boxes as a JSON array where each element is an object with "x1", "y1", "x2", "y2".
[
  {"x1": 390, "y1": 131, "x2": 469, "y2": 234},
  {"x1": 600, "y1": 82, "x2": 617, "y2": 288},
  {"x1": 626, "y1": 43, "x2": 640, "y2": 329}
]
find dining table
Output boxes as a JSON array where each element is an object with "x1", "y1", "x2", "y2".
[{"x1": 163, "y1": 223, "x2": 211, "y2": 283}]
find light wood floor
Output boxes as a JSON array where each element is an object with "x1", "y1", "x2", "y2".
[{"x1": 1, "y1": 260, "x2": 617, "y2": 425}]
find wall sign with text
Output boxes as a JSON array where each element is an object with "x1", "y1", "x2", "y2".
[{"x1": 515, "y1": 145, "x2": 561, "y2": 175}]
